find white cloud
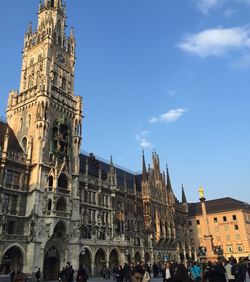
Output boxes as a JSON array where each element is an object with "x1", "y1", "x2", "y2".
[
  {"x1": 195, "y1": 0, "x2": 250, "y2": 14},
  {"x1": 136, "y1": 131, "x2": 153, "y2": 149},
  {"x1": 150, "y1": 108, "x2": 187, "y2": 124},
  {"x1": 195, "y1": 0, "x2": 223, "y2": 14},
  {"x1": 177, "y1": 27, "x2": 250, "y2": 58}
]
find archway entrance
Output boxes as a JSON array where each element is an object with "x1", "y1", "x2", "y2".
[
  {"x1": 79, "y1": 249, "x2": 91, "y2": 275},
  {"x1": 43, "y1": 248, "x2": 60, "y2": 281},
  {"x1": 95, "y1": 249, "x2": 106, "y2": 276},
  {"x1": 109, "y1": 249, "x2": 119, "y2": 271},
  {"x1": 0, "y1": 246, "x2": 23, "y2": 274},
  {"x1": 134, "y1": 252, "x2": 141, "y2": 264}
]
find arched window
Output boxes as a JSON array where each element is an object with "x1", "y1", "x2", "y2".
[
  {"x1": 61, "y1": 77, "x2": 66, "y2": 91},
  {"x1": 30, "y1": 57, "x2": 34, "y2": 66},
  {"x1": 58, "y1": 36, "x2": 62, "y2": 46},
  {"x1": 47, "y1": 199, "x2": 52, "y2": 211},
  {"x1": 57, "y1": 20, "x2": 61, "y2": 32},
  {"x1": 27, "y1": 114, "x2": 31, "y2": 128},
  {"x1": 53, "y1": 72, "x2": 58, "y2": 86},
  {"x1": 21, "y1": 137, "x2": 27, "y2": 153},
  {"x1": 51, "y1": 0, "x2": 54, "y2": 7},
  {"x1": 48, "y1": 176, "x2": 53, "y2": 187},
  {"x1": 56, "y1": 197, "x2": 66, "y2": 212},
  {"x1": 38, "y1": 54, "x2": 43, "y2": 62},
  {"x1": 19, "y1": 118, "x2": 23, "y2": 131},
  {"x1": 58, "y1": 174, "x2": 68, "y2": 189}
]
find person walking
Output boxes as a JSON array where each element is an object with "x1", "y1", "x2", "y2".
[
  {"x1": 35, "y1": 268, "x2": 41, "y2": 282},
  {"x1": 76, "y1": 265, "x2": 88, "y2": 282},
  {"x1": 173, "y1": 263, "x2": 189, "y2": 282},
  {"x1": 190, "y1": 262, "x2": 201, "y2": 282},
  {"x1": 231, "y1": 260, "x2": 246, "y2": 282},
  {"x1": 203, "y1": 261, "x2": 227, "y2": 282},
  {"x1": 225, "y1": 261, "x2": 235, "y2": 282},
  {"x1": 163, "y1": 262, "x2": 173, "y2": 282},
  {"x1": 116, "y1": 265, "x2": 124, "y2": 282},
  {"x1": 10, "y1": 269, "x2": 16, "y2": 282}
]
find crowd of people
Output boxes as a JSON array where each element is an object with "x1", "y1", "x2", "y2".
[
  {"x1": 7, "y1": 257, "x2": 250, "y2": 282},
  {"x1": 108, "y1": 257, "x2": 250, "y2": 282}
]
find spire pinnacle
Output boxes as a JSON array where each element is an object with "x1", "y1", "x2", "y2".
[
  {"x1": 110, "y1": 155, "x2": 113, "y2": 166},
  {"x1": 181, "y1": 184, "x2": 187, "y2": 203},
  {"x1": 166, "y1": 164, "x2": 173, "y2": 192},
  {"x1": 142, "y1": 150, "x2": 147, "y2": 181}
]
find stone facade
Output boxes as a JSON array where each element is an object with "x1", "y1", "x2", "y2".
[{"x1": 0, "y1": 0, "x2": 191, "y2": 279}]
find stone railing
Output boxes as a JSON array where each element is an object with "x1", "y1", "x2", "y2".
[{"x1": 4, "y1": 234, "x2": 28, "y2": 241}]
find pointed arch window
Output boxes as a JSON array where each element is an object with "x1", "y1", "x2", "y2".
[
  {"x1": 53, "y1": 72, "x2": 58, "y2": 86},
  {"x1": 21, "y1": 137, "x2": 27, "y2": 153},
  {"x1": 19, "y1": 118, "x2": 23, "y2": 131},
  {"x1": 56, "y1": 197, "x2": 66, "y2": 212},
  {"x1": 47, "y1": 199, "x2": 52, "y2": 211},
  {"x1": 61, "y1": 77, "x2": 66, "y2": 91},
  {"x1": 48, "y1": 176, "x2": 53, "y2": 187},
  {"x1": 27, "y1": 114, "x2": 31, "y2": 128},
  {"x1": 58, "y1": 173, "x2": 68, "y2": 190},
  {"x1": 30, "y1": 57, "x2": 34, "y2": 67}
]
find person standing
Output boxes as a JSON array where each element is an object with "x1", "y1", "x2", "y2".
[
  {"x1": 225, "y1": 261, "x2": 235, "y2": 282},
  {"x1": 163, "y1": 262, "x2": 173, "y2": 282},
  {"x1": 190, "y1": 262, "x2": 202, "y2": 282},
  {"x1": 35, "y1": 268, "x2": 41, "y2": 282},
  {"x1": 10, "y1": 269, "x2": 16, "y2": 282},
  {"x1": 173, "y1": 263, "x2": 189, "y2": 282},
  {"x1": 116, "y1": 265, "x2": 124, "y2": 282},
  {"x1": 231, "y1": 260, "x2": 246, "y2": 282},
  {"x1": 76, "y1": 265, "x2": 88, "y2": 282},
  {"x1": 130, "y1": 266, "x2": 145, "y2": 282}
]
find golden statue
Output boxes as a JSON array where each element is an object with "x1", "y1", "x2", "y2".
[{"x1": 199, "y1": 186, "x2": 205, "y2": 199}]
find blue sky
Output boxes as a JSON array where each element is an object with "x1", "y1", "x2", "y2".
[{"x1": 0, "y1": 0, "x2": 250, "y2": 203}]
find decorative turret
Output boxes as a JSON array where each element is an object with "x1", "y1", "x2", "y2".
[{"x1": 108, "y1": 156, "x2": 117, "y2": 188}]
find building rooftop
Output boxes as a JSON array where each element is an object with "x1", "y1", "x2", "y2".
[
  {"x1": 79, "y1": 153, "x2": 142, "y2": 192},
  {"x1": 188, "y1": 197, "x2": 250, "y2": 217}
]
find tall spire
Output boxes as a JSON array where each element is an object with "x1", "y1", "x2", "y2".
[
  {"x1": 166, "y1": 164, "x2": 173, "y2": 192},
  {"x1": 142, "y1": 150, "x2": 147, "y2": 181},
  {"x1": 181, "y1": 184, "x2": 187, "y2": 203}
]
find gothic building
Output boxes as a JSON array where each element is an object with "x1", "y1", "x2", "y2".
[{"x1": 0, "y1": 0, "x2": 191, "y2": 279}]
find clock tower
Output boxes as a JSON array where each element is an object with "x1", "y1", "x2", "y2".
[{"x1": 6, "y1": 0, "x2": 83, "y2": 273}]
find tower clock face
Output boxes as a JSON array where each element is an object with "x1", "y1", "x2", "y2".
[{"x1": 56, "y1": 53, "x2": 66, "y2": 65}]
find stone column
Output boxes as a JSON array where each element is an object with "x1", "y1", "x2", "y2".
[
  {"x1": 91, "y1": 260, "x2": 95, "y2": 276},
  {"x1": 199, "y1": 187, "x2": 215, "y2": 261}
]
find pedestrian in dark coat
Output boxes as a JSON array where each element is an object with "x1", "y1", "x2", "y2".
[
  {"x1": 116, "y1": 265, "x2": 124, "y2": 282},
  {"x1": 35, "y1": 268, "x2": 41, "y2": 282},
  {"x1": 77, "y1": 265, "x2": 88, "y2": 282},
  {"x1": 203, "y1": 263, "x2": 227, "y2": 282},
  {"x1": 173, "y1": 263, "x2": 189, "y2": 282},
  {"x1": 10, "y1": 270, "x2": 16, "y2": 282}
]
